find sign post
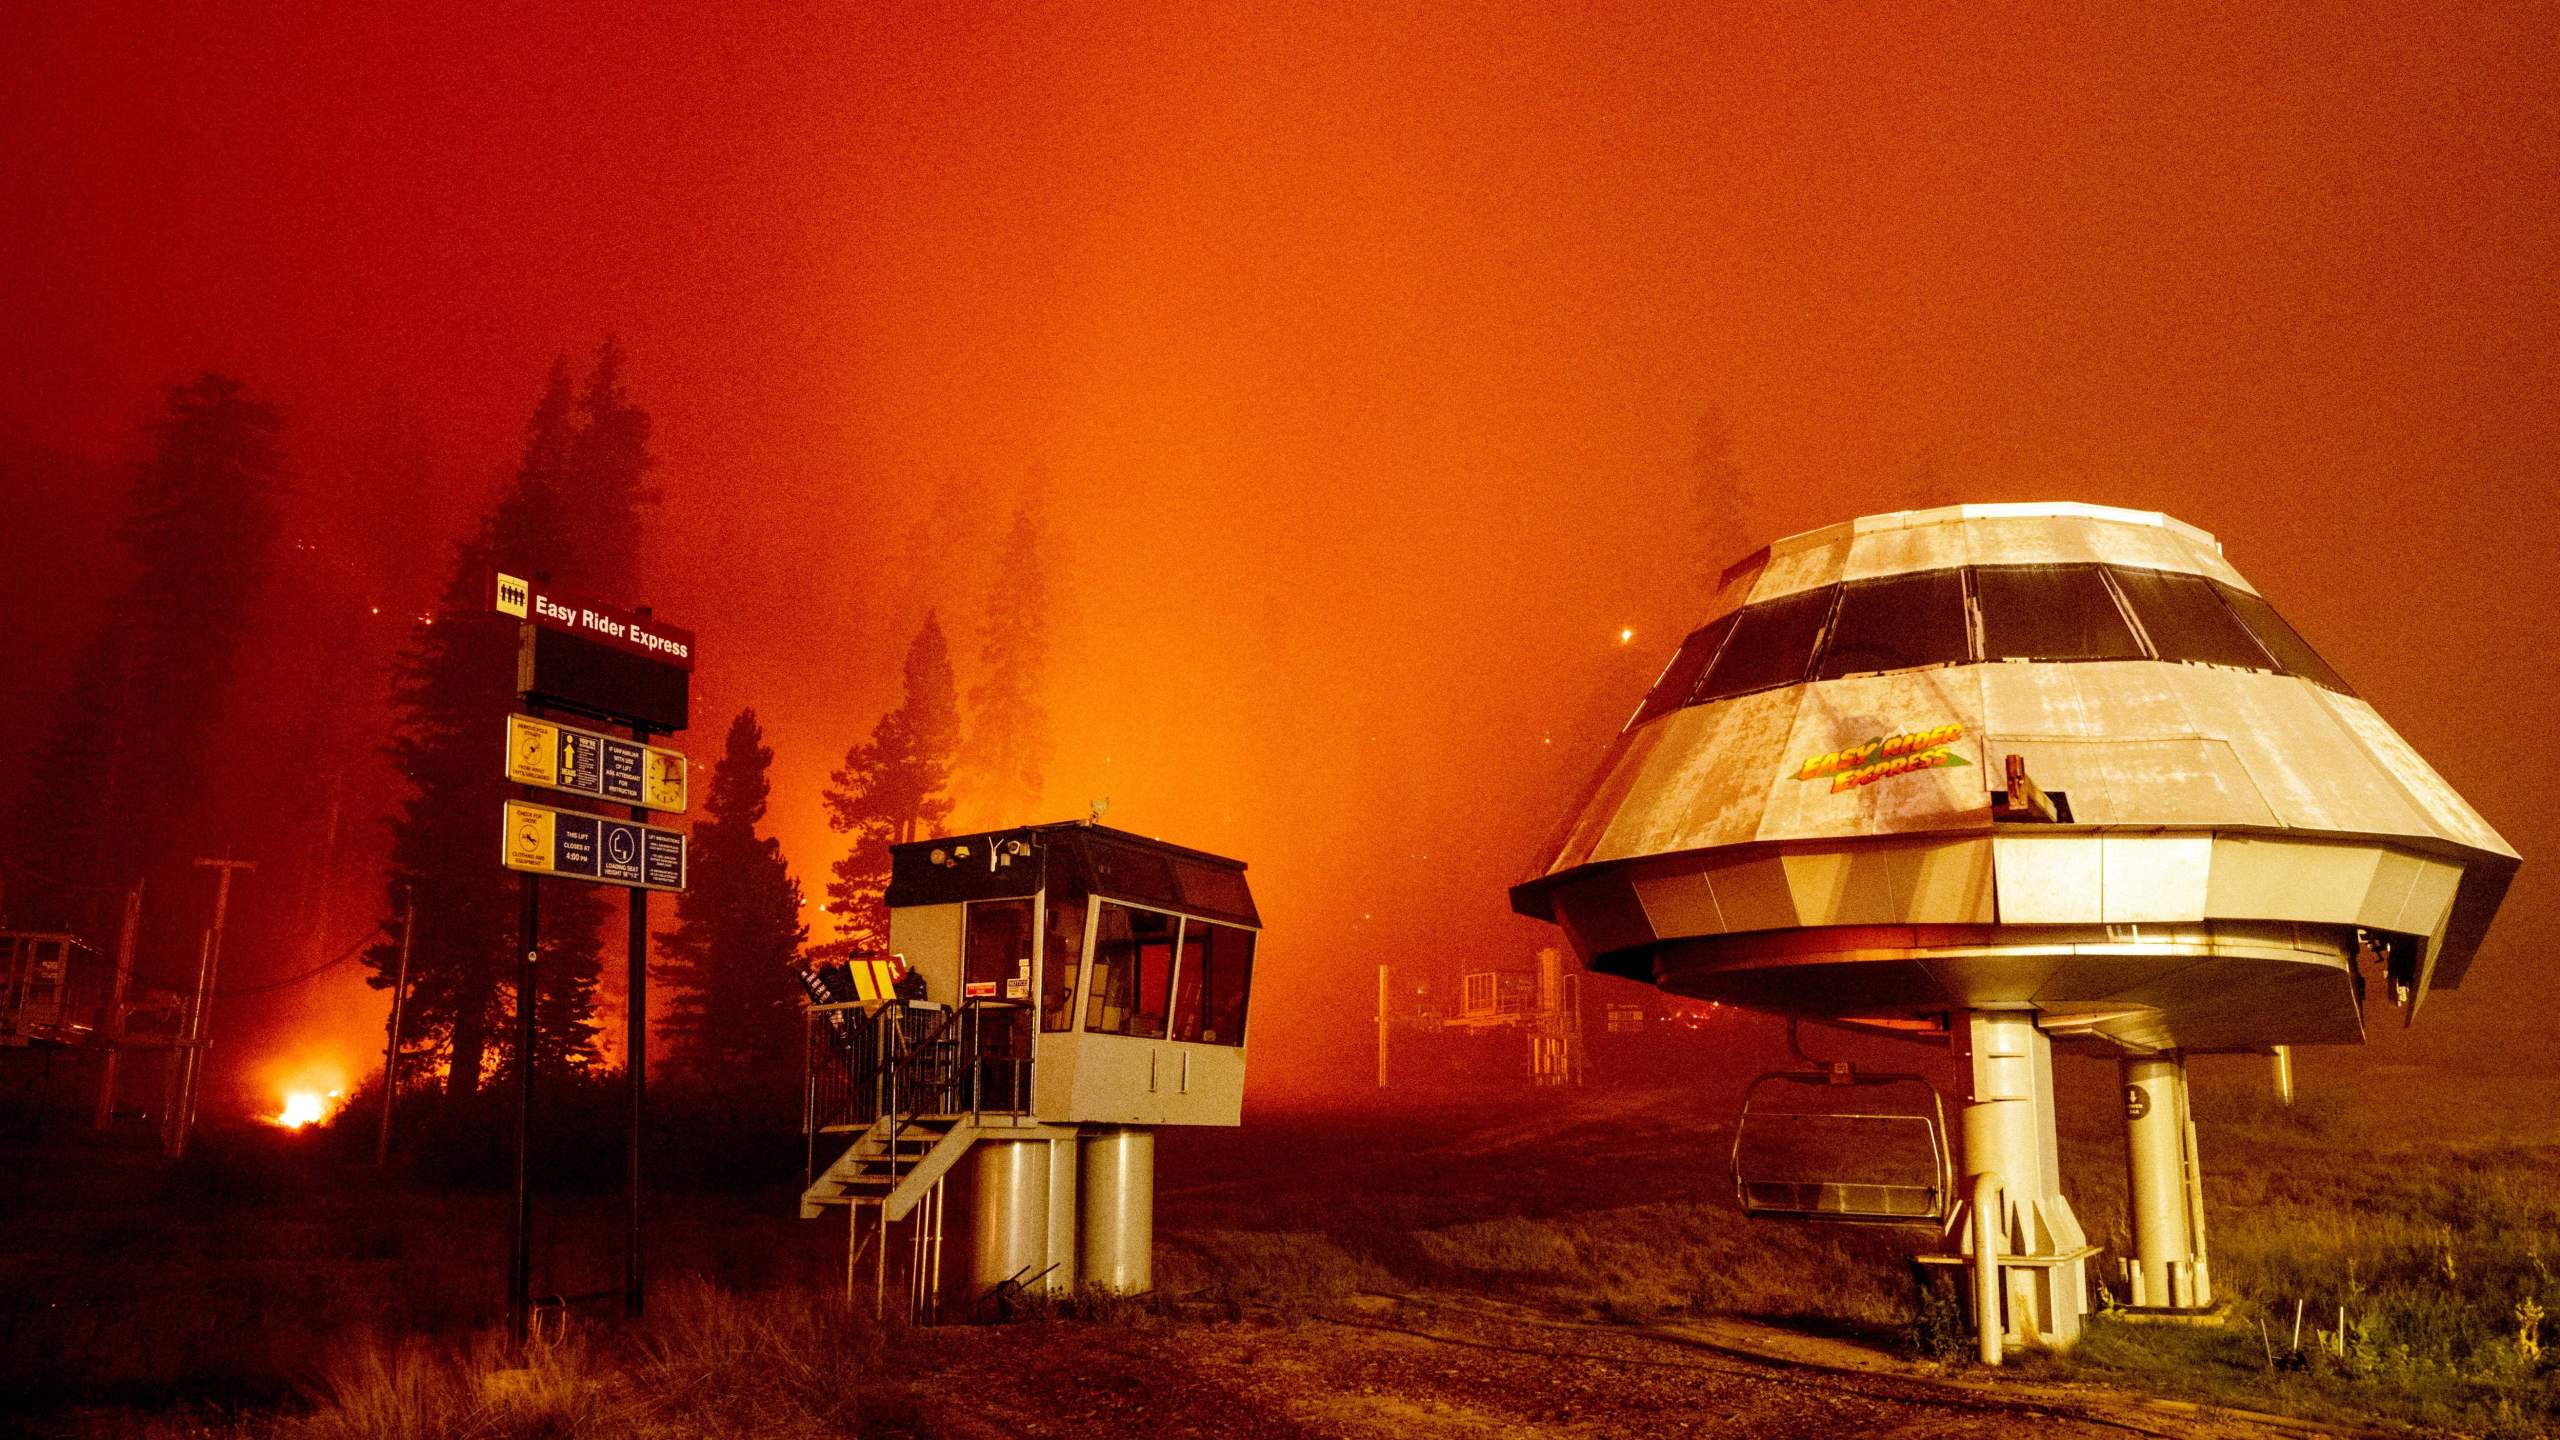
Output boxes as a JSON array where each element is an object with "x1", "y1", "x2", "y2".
[
  {"x1": 510, "y1": 843, "x2": 539, "y2": 1350},
  {"x1": 491, "y1": 573, "x2": 692, "y2": 1345},
  {"x1": 624, "y1": 729, "x2": 650, "y2": 1321}
]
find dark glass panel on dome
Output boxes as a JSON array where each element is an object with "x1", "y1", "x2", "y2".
[
  {"x1": 1973, "y1": 565, "x2": 2143, "y2": 662},
  {"x1": 1814, "y1": 570, "x2": 1970, "y2": 680},
  {"x1": 1626, "y1": 614, "x2": 1734, "y2": 729},
  {"x1": 1695, "y1": 585, "x2": 1837, "y2": 701},
  {"x1": 2108, "y1": 566, "x2": 2273, "y2": 671},
  {"x1": 2217, "y1": 583, "x2": 2354, "y2": 694}
]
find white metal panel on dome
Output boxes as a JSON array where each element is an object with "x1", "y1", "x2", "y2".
[
  {"x1": 1840, "y1": 515, "x2": 1970, "y2": 583},
  {"x1": 2199, "y1": 673, "x2": 2435, "y2": 837},
  {"x1": 1582, "y1": 687, "x2": 1788, "y2": 863},
  {"x1": 2313, "y1": 693, "x2": 2510, "y2": 856},
  {"x1": 1749, "y1": 531, "x2": 1850, "y2": 604},
  {"x1": 1740, "y1": 504, "x2": 2256, "y2": 601}
]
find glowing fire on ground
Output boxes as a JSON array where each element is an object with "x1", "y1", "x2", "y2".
[{"x1": 275, "y1": 1088, "x2": 343, "y2": 1130}]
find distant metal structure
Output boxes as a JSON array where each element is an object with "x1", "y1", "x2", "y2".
[
  {"x1": 1512, "y1": 502, "x2": 2519, "y2": 1362},
  {"x1": 1376, "y1": 949, "x2": 1585, "y2": 1088},
  {"x1": 1, "y1": 895, "x2": 187, "y2": 1136},
  {"x1": 801, "y1": 822, "x2": 1258, "y2": 1322},
  {"x1": 0, "y1": 932, "x2": 98, "y2": 1048}
]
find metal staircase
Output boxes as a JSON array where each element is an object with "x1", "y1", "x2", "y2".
[{"x1": 798, "y1": 991, "x2": 1037, "y2": 1321}]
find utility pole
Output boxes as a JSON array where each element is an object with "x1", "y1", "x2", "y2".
[
  {"x1": 1376, "y1": 965, "x2": 1391, "y2": 1090},
  {"x1": 91, "y1": 883, "x2": 143, "y2": 1132},
  {"x1": 172, "y1": 855, "x2": 255, "y2": 1159},
  {"x1": 375, "y1": 892, "x2": 416, "y2": 1166}
]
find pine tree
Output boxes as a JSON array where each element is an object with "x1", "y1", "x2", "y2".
[
  {"x1": 961, "y1": 504, "x2": 1054, "y2": 827},
  {"x1": 368, "y1": 344, "x2": 655, "y2": 1094},
  {"x1": 8, "y1": 375, "x2": 285, "y2": 932},
  {"x1": 823, "y1": 614, "x2": 960, "y2": 953},
  {"x1": 654, "y1": 710, "x2": 806, "y2": 1094}
]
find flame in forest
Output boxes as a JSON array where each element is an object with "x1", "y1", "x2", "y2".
[{"x1": 275, "y1": 1088, "x2": 342, "y2": 1130}]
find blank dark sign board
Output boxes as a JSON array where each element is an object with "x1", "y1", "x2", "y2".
[{"x1": 518, "y1": 624, "x2": 690, "y2": 733}]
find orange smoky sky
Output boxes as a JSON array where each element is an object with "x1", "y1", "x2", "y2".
[{"x1": 2, "y1": 5, "x2": 2554, "y2": 1106}]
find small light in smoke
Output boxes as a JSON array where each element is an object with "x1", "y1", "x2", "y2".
[{"x1": 1618, "y1": 627, "x2": 1635, "y2": 644}]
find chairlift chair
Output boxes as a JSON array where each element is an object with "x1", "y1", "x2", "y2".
[{"x1": 1730, "y1": 1041, "x2": 1953, "y2": 1226}]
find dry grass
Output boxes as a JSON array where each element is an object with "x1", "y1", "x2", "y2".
[
  {"x1": 2057, "y1": 1088, "x2": 2560, "y2": 1438},
  {"x1": 87, "y1": 1281, "x2": 879, "y2": 1440}
]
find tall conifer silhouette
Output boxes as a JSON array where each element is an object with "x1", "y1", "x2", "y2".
[
  {"x1": 823, "y1": 614, "x2": 960, "y2": 954},
  {"x1": 369, "y1": 344, "x2": 655, "y2": 1094}
]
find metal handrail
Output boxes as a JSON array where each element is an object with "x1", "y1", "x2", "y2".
[{"x1": 802, "y1": 996, "x2": 1040, "y2": 1193}]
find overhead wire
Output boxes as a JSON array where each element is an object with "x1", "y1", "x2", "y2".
[{"x1": 211, "y1": 920, "x2": 391, "y2": 997}]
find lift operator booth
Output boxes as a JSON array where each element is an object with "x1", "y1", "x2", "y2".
[{"x1": 801, "y1": 822, "x2": 1258, "y2": 1321}]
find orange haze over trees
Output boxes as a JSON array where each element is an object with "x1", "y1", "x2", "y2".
[{"x1": 0, "y1": 6, "x2": 2553, "y2": 1113}]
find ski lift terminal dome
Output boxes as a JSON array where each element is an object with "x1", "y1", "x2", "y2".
[{"x1": 1511, "y1": 502, "x2": 2519, "y2": 1055}]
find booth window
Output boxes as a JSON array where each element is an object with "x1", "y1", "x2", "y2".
[
  {"x1": 1084, "y1": 903, "x2": 1175, "y2": 1038},
  {"x1": 1627, "y1": 614, "x2": 1734, "y2": 730},
  {"x1": 1173, "y1": 860, "x2": 1257, "y2": 925},
  {"x1": 1814, "y1": 570, "x2": 1969, "y2": 680},
  {"x1": 1086, "y1": 837, "x2": 1182, "y2": 911},
  {"x1": 2108, "y1": 566, "x2": 2272, "y2": 672},
  {"x1": 1694, "y1": 585, "x2": 1837, "y2": 702},
  {"x1": 2216, "y1": 584, "x2": 2354, "y2": 694},
  {"x1": 1170, "y1": 921, "x2": 1255, "y2": 1046},
  {"x1": 1973, "y1": 565, "x2": 2143, "y2": 662},
  {"x1": 1040, "y1": 892, "x2": 1085, "y2": 1032},
  {"x1": 963, "y1": 899, "x2": 1033, "y2": 1003}
]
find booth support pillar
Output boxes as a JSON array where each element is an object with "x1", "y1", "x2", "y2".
[
  {"x1": 970, "y1": 1140, "x2": 1058, "y2": 1304},
  {"x1": 1045, "y1": 1134, "x2": 1081, "y2": 1295},
  {"x1": 1081, "y1": 1127, "x2": 1154, "y2": 1294},
  {"x1": 2122, "y1": 1053, "x2": 2213, "y2": 1311},
  {"x1": 1953, "y1": 1011, "x2": 2088, "y2": 1350}
]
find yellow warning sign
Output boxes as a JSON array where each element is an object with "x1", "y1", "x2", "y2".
[
  {"x1": 494, "y1": 572, "x2": 531, "y2": 619},
  {"x1": 499, "y1": 713, "x2": 687, "y2": 815},
  {"x1": 503, "y1": 800, "x2": 556, "y2": 874},
  {"x1": 506, "y1": 714, "x2": 560, "y2": 787}
]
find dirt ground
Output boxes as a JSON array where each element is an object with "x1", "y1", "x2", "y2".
[{"x1": 874, "y1": 1291, "x2": 2343, "y2": 1440}]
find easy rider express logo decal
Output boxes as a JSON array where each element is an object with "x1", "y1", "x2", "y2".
[{"x1": 1794, "y1": 723, "x2": 1970, "y2": 793}]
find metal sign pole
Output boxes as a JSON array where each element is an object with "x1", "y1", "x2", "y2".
[
  {"x1": 624, "y1": 723, "x2": 650, "y2": 1320},
  {"x1": 510, "y1": 870, "x2": 539, "y2": 1350}
]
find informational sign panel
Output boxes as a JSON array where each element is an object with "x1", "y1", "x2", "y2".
[
  {"x1": 501, "y1": 799, "x2": 688, "y2": 893},
  {"x1": 505, "y1": 714, "x2": 687, "y2": 813},
  {"x1": 495, "y1": 571, "x2": 693, "y2": 733}
]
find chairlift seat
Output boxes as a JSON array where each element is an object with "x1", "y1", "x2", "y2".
[{"x1": 1731, "y1": 1069, "x2": 1952, "y2": 1226}]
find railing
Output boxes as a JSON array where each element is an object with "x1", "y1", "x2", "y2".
[{"x1": 802, "y1": 998, "x2": 1035, "y2": 1185}]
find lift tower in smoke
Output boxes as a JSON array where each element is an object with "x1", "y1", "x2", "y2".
[{"x1": 1510, "y1": 503, "x2": 2518, "y2": 1357}]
